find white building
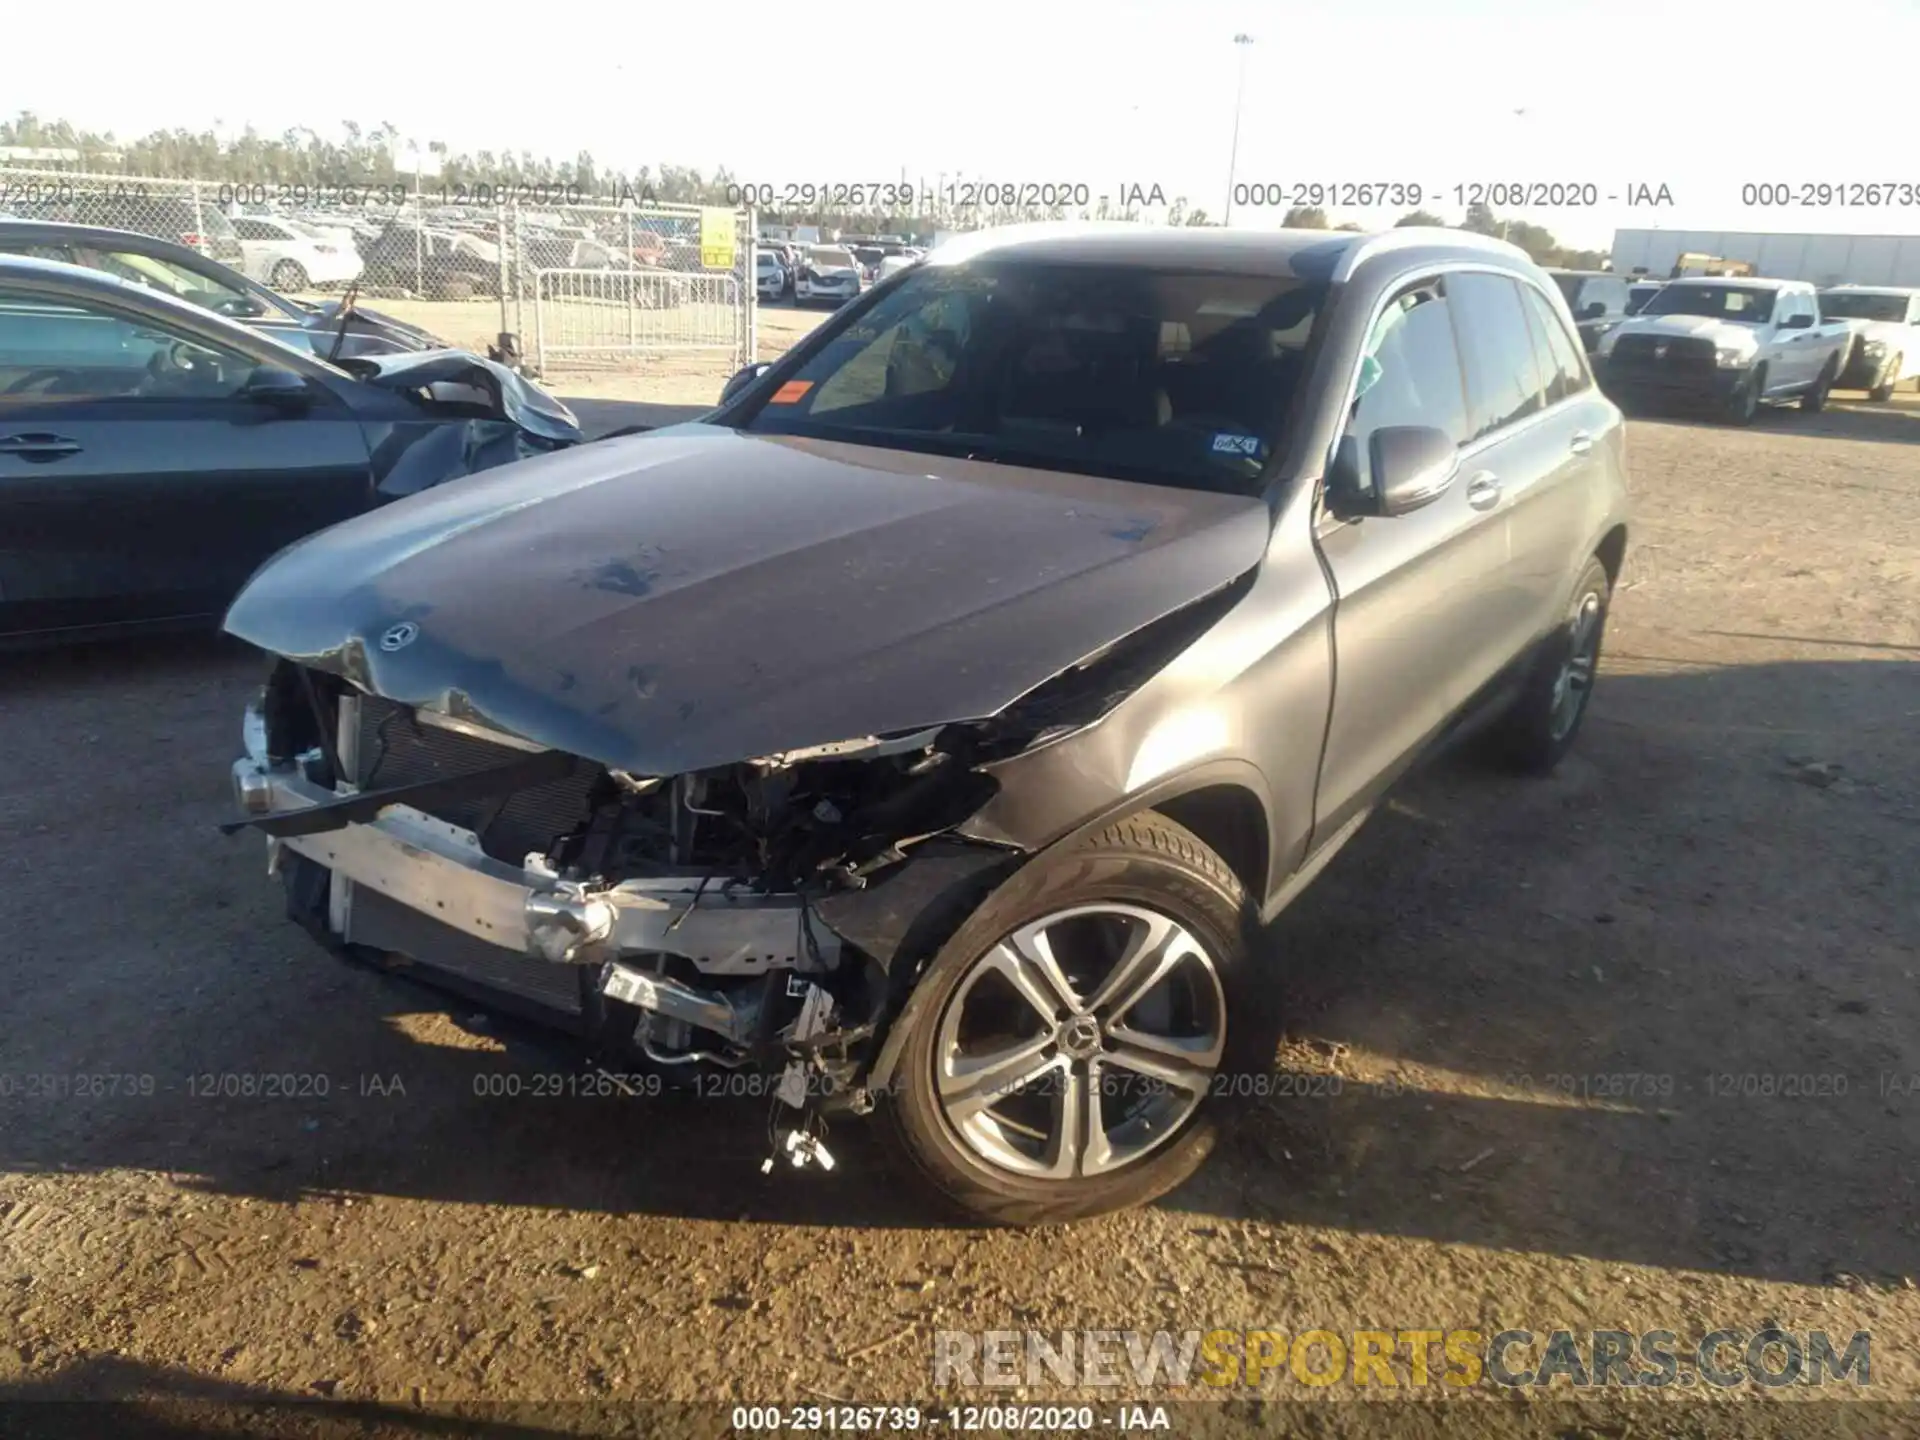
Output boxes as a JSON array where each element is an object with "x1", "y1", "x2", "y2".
[{"x1": 1611, "y1": 229, "x2": 1920, "y2": 287}]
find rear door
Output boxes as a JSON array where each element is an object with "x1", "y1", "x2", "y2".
[
  {"x1": 0, "y1": 282, "x2": 376, "y2": 638},
  {"x1": 1444, "y1": 271, "x2": 1566, "y2": 664},
  {"x1": 1513, "y1": 278, "x2": 1615, "y2": 635}
]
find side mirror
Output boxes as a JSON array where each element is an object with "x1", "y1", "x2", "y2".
[
  {"x1": 1781, "y1": 312, "x2": 1813, "y2": 330},
  {"x1": 719, "y1": 362, "x2": 772, "y2": 405},
  {"x1": 1370, "y1": 425, "x2": 1460, "y2": 517},
  {"x1": 240, "y1": 365, "x2": 313, "y2": 409}
]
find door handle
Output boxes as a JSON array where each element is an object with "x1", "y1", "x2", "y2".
[
  {"x1": 0, "y1": 433, "x2": 83, "y2": 460},
  {"x1": 1465, "y1": 471, "x2": 1502, "y2": 510},
  {"x1": 1569, "y1": 431, "x2": 1594, "y2": 456}
]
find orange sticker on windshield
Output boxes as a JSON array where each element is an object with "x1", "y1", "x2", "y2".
[{"x1": 769, "y1": 380, "x2": 813, "y2": 404}]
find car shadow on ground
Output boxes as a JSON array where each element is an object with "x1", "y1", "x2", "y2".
[{"x1": 2, "y1": 649, "x2": 1915, "y2": 1285}]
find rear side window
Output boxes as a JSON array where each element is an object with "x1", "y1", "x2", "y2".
[
  {"x1": 1519, "y1": 283, "x2": 1589, "y2": 405},
  {"x1": 1447, "y1": 271, "x2": 1546, "y2": 440}
]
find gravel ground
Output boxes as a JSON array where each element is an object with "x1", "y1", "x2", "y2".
[{"x1": 1, "y1": 393, "x2": 1917, "y2": 1438}]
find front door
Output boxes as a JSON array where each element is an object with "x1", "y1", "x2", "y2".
[{"x1": 0, "y1": 283, "x2": 375, "y2": 638}]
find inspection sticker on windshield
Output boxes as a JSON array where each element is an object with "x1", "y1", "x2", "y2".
[
  {"x1": 1211, "y1": 432, "x2": 1263, "y2": 458},
  {"x1": 769, "y1": 380, "x2": 813, "y2": 404}
]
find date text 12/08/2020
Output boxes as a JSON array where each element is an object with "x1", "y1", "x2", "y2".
[{"x1": 1230, "y1": 181, "x2": 1675, "y2": 209}]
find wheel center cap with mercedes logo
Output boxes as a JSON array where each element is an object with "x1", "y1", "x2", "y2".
[{"x1": 379, "y1": 621, "x2": 420, "y2": 652}]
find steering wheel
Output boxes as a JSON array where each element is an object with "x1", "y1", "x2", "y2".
[{"x1": 4, "y1": 368, "x2": 77, "y2": 396}]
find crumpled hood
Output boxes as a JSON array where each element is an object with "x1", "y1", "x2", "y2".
[
  {"x1": 221, "y1": 426, "x2": 1271, "y2": 777},
  {"x1": 342, "y1": 349, "x2": 581, "y2": 444}
]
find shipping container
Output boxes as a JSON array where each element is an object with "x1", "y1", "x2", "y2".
[{"x1": 1610, "y1": 229, "x2": 1920, "y2": 286}]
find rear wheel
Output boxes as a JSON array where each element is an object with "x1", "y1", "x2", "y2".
[
  {"x1": 270, "y1": 259, "x2": 309, "y2": 293},
  {"x1": 1869, "y1": 353, "x2": 1902, "y2": 403},
  {"x1": 1488, "y1": 557, "x2": 1612, "y2": 776},
  {"x1": 884, "y1": 813, "x2": 1263, "y2": 1226},
  {"x1": 1800, "y1": 356, "x2": 1837, "y2": 412}
]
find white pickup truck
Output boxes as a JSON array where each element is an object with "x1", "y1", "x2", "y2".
[
  {"x1": 1821, "y1": 285, "x2": 1920, "y2": 402},
  {"x1": 1596, "y1": 277, "x2": 1854, "y2": 424}
]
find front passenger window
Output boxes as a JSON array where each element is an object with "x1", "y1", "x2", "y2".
[
  {"x1": 0, "y1": 287, "x2": 258, "y2": 405},
  {"x1": 1337, "y1": 279, "x2": 1468, "y2": 500}
]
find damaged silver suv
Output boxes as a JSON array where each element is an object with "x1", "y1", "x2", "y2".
[{"x1": 225, "y1": 224, "x2": 1629, "y2": 1224}]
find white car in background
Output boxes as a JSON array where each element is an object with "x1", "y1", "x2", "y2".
[
  {"x1": 876, "y1": 250, "x2": 923, "y2": 282},
  {"x1": 229, "y1": 214, "x2": 364, "y2": 292},
  {"x1": 1821, "y1": 285, "x2": 1920, "y2": 401},
  {"x1": 795, "y1": 245, "x2": 863, "y2": 306},
  {"x1": 756, "y1": 250, "x2": 787, "y2": 301}
]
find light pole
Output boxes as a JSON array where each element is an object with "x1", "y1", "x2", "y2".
[
  {"x1": 1224, "y1": 34, "x2": 1253, "y2": 226},
  {"x1": 1500, "y1": 107, "x2": 1529, "y2": 242}
]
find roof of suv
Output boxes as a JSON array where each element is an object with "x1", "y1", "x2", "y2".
[
  {"x1": 0, "y1": 217, "x2": 227, "y2": 262},
  {"x1": 927, "y1": 223, "x2": 1535, "y2": 281}
]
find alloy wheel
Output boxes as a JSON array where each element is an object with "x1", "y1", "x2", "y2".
[
  {"x1": 1549, "y1": 590, "x2": 1604, "y2": 741},
  {"x1": 932, "y1": 903, "x2": 1226, "y2": 1181}
]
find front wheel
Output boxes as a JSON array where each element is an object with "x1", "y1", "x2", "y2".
[
  {"x1": 270, "y1": 259, "x2": 309, "y2": 293},
  {"x1": 1726, "y1": 366, "x2": 1762, "y2": 425},
  {"x1": 884, "y1": 813, "x2": 1262, "y2": 1226}
]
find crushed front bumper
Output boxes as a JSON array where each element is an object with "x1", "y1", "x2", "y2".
[{"x1": 230, "y1": 712, "x2": 835, "y2": 979}]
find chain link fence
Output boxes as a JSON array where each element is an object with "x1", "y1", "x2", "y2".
[{"x1": 0, "y1": 167, "x2": 755, "y2": 386}]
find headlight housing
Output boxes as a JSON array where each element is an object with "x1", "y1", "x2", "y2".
[
  {"x1": 1860, "y1": 339, "x2": 1888, "y2": 357},
  {"x1": 1715, "y1": 346, "x2": 1753, "y2": 368}
]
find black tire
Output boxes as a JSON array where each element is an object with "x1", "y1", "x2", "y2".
[
  {"x1": 1869, "y1": 354, "x2": 1901, "y2": 403},
  {"x1": 1800, "y1": 356, "x2": 1837, "y2": 412},
  {"x1": 883, "y1": 812, "x2": 1266, "y2": 1226},
  {"x1": 270, "y1": 259, "x2": 309, "y2": 293},
  {"x1": 1725, "y1": 366, "x2": 1762, "y2": 425},
  {"x1": 1488, "y1": 557, "x2": 1612, "y2": 776}
]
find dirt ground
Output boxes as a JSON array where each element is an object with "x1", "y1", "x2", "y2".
[{"x1": 1, "y1": 390, "x2": 1918, "y2": 1438}]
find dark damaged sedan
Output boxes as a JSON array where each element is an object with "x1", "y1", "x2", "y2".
[
  {"x1": 0, "y1": 256, "x2": 578, "y2": 644},
  {"x1": 225, "y1": 224, "x2": 1631, "y2": 1223}
]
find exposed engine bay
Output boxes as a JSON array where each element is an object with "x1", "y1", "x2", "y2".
[
  {"x1": 236, "y1": 660, "x2": 1029, "y2": 1124},
  {"x1": 227, "y1": 575, "x2": 1245, "y2": 1170}
]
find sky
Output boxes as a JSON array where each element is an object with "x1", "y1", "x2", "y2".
[{"x1": 13, "y1": 0, "x2": 1920, "y2": 251}]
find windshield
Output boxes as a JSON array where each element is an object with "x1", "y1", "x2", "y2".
[
  {"x1": 1550, "y1": 274, "x2": 1586, "y2": 305},
  {"x1": 71, "y1": 245, "x2": 290, "y2": 319},
  {"x1": 1626, "y1": 285, "x2": 1659, "y2": 315},
  {"x1": 809, "y1": 247, "x2": 855, "y2": 269},
  {"x1": 1640, "y1": 284, "x2": 1777, "y2": 324},
  {"x1": 742, "y1": 261, "x2": 1327, "y2": 494},
  {"x1": 1818, "y1": 291, "x2": 1910, "y2": 323}
]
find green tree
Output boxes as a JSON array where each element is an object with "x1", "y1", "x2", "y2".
[{"x1": 1281, "y1": 205, "x2": 1328, "y2": 229}]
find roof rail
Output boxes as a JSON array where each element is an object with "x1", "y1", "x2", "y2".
[
  {"x1": 1331, "y1": 226, "x2": 1530, "y2": 283},
  {"x1": 925, "y1": 219, "x2": 1153, "y2": 267}
]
